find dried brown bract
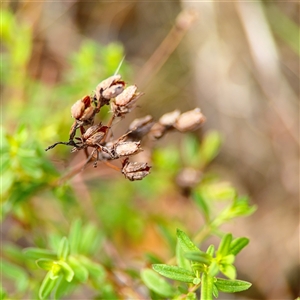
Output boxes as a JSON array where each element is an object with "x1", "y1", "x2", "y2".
[{"x1": 46, "y1": 74, "x2": 206, "y2": 181}]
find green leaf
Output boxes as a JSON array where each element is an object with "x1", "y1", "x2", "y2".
[
  {"x1": 176, "y1": 242, "x2": 191, "y2": 271},
  {"x1": 201, "y1": 272, "x2": 214, "y2": 300},
  {"x1": 141, "y1": 269, "x2": 175, "y2": 298},
  {"x1": 68, "y1": 219, "x2": 82, "y2": 255},
  {"x1": 215, "y1": 278, "x2": 252, "y2": 293},
  {"x1": 2, "y1": 260, "x2": 29, "y2": 292},
  {"x1": 229, "y1": 237, "x2": 249, "y2": 256},
  {"x1": 184, "y1": 251, "x2": 211, "y2": 265},
  {"x1": 208, "y1": 261, "x2": 219, "y2": 277},
  {"x1": 78, "y1": 256, "x2": 106, "y2": 282},
  {"x1": 200, "y1": 130, "x2": 221, "y2": 166},
  {"x1": 220, "y1": 264, "x2": 236, "y2": 280},
  {"x1": 152, "y1": 264, "x2": 196, "y2": 283},
  {"x1": 68, "y1": 256, "x2": 88, "y2": 282},
  {"x1": 186, "y1": 292, "x2": 197, "y2": 300},
  {"x1": 220, "y1": 254, "x2": 235, "y2": 265},
  {"x1": 36, "y1": 258, "x2": 54, "y2": 271},
  {"x1": 53, "y1": 276, "x2": 76, "y2": 300},
  {"x1": 57, "y1": 237, "x2": 70, "y2": 260},
  {"x1": 56, "y1": 261, "x2": 74, "y2": 282},
  {"x1": 206, "y1": 245, "x2": 215, "y2": 256},
  {"x1": 39, "y1": 271, "x2": 57, "y2": 300},
  {"x1": 193, "y1": 191, "x2": 210, "y2": 221},
  {"x1": 217, "y1": 234, "x2": 232, "y2": 257},
  {"x1": 177, "y1": 229, "x2": 200, "y2": 253},
  {"x1": 23, "y1": 248, "x2": 57, "y2": 260},
  {"x1": 212, "y1": 284, "x2": 219, "y2": 298}
]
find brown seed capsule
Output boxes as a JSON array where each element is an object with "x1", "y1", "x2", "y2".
[
  {"x1": 122, "y1": 158, "x2": 151, "y2": 181},
  {"x1": 127, "y1": 115, "x2": 154, "y2": 140},
  {"x1": 112, "y1": 85, "x2": 143, "y2": 116},
  {"x1": 129, "y1": 115, "x2": 153, "y2": 131},
  {"x1": 102, "y1": 84, "x2": 124, "y2": 100},
  {"x1": 174, "y1": 108, "x2": 206, "y2": 132},
  {"x1": 95, "y1": 75, "x2": 125, "y2": 102},
  {"x1": 149, "y1": 122, "x2": 167, "y2": 139},
  {"x1": 71, "y1": 95, "x2": 92, "y2": 120},
  {"x1": 159, "y1": 110, "x2": 181, "y2": 127},
  {"x1": 114, "y1": 141, "x2": 142, "y2": 157},
  {"x1": 82, "y1": 124, "x2": 103, "y2": 140},
  {"x1": 85, "y1": 126, "x2": 109, "y2": 146}
]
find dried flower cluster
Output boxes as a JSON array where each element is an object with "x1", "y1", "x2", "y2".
[{"x1": 46, "y1": 75, "x2": 206, "y2": 181}]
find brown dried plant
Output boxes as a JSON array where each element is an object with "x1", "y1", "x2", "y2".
[{"x1": 46, "y1": 75, "x2": 206, "y2": 181}]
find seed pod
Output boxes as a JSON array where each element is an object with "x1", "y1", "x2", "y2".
[
  {"x1": 114, "y1": 141, "x2": 142, "y2": 157},
  {"x1": 95, "y1": 75, "x2": 125, "y2": 102},
  {"x1": 82, "y1": 124, "x2": 103, "y2": 140},
  {"x1": 112, "y1": 85, "x2": 143, "y2": 116},
  {"x1": 159, "y1": 110, "x2": 181, "y2": 127},
  {"x1": 71, "y1": 95, "x2": 92, "y2": 120},
  {"x1": 149, "y1": 122, "x2": 167, "y2": 139},
  {"x1": 129, "y1": 115, "x2": 153, "y2": 131},
  {"x1": 122, "y1": 158, "x2": 151, "y2": 181},
  {"x1": 102, "y1": 84, "x2": 124, "y2": 100},
  {"x1": 128, "y1": 115, "x2": 154, "y2": 140},
  {"x1": 174, "y1": 108, "x2": 206, "y2": 132},
  {"x1": 85, "y1": 126, "x2": 109, "y2": 146}
]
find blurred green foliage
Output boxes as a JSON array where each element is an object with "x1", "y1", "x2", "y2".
[{"x1": 1, "y1": 8, "x2": 256, "y2": 300}]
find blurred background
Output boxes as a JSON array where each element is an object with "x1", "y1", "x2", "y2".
[{"x1": 1, "y1": 1, "x2": 299, "y2": 299}]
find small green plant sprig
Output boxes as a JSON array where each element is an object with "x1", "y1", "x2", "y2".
[
  {"x1": 23, "y1": 220, "x2": 106, "y2": 300},
  {"x1": 142, "y1": 230, "x2": 251, "y2": 300}
]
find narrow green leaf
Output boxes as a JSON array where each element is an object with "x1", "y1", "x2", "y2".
[
  {"x1": 56, "y1": 261, "x2": 74, "y2": 282},
  {"x1": 193, "y1": 191, "x2": 210, "y2": 221},
  {"x1": 184, "y1": 251, "x2": 211, "y2": 265},
  {"x1": 230, "y1": 237, "x2": 249, "y2": 256},
  {"x1": 68, "y1": 256, "x2": 88, "y2": 282},
  {"x1": 53, "y1": 276, "x2": 76, "y2": 300},
  {"x1": 36, "y1": 258, "x2": 54, "y2": 271},
  {"x1": 39, "y1": 271, "x2": 57, "y2": 300},
  {"x1": 177, "y1": 229, "x2": 200, "y2": 253},
  {"x1": 176, "y1": 241, "x2": 191, "y2": 271},
  {"x1": 141, "y1": 269, "x2": 175, "y2": 297},
  {"x1": 23, "y1": 248, "x2": 57, "y2": 260},
  {"x1": 57, "y1": 237, "x2": 70, "y2": 260},
  {"x1": 206, "y1": 245, "x2": 215, "y2": 256},
  {"x1": 68, "y1": 219, "x2": 82, "y2": 254},
  {"x1": 212, "y1": 284, "x2": 219, "y2": 298},
  {"x1": 78, "y1": 256, "x2": 106, "y2": 282},
  {"x1": 220, "y1": 264, "x2": 236, "y2": 280},
  {"x1": 186, "y1": 292, "x2": 197, "y2": 300},
  {"x1": 201, "y1": 272, "x2": 213, "y2": 300},
  {"x1": 1, "y1": 260, "x2": 28, "y2": 292},
  {"x1": 200, "y1": 130, "x2": 221, "y2": 166},
  {"x1": 217, "y1": 234, "x2": 232, "y2": 257},
  {"x1": 215, "y1": 278, "x2": 252, "y2": 293},
  {"x1": 208, "y1": 261, "x2": 219, "y2": 277},
  {"x1": 152, "y1": 264, "x2": 196, "y2": 283},
  {"x1": 220, "y1": 254, "x2": 235, "y2": 265}
]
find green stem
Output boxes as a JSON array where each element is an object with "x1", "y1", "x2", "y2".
[{"x1": 200, "y1": 272, "x2": 213, "y2": 300}]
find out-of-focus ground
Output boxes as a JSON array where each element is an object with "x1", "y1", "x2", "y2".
[{"x1": 2, "y1": 1, "x2": 299, "y2": 299}]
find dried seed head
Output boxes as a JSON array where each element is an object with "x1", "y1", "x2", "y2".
[
  {"x1": 174, "y1": 108, "x2": 206, "y2": 132},
  {"x1": 128, "y1": 115, "x2": 154, "y2": 140},
  {"x1": 102, "y1": 84, "x2": 124, "y2": 100},
  {"x1": 129, "y1": 115, "x2": 153, "y2": 131},
  {"x1": 159, "y1": 110, "x2": 181, "y2": 127},
  {"x1": 114, "y1": 141, "x2": 142, "y2": 157},
  {"x1": 149, "y1": 122, "x2": 167, "y2": 139},
  {"x1": 71, "y1": 95, "x2": 92, "y2": 120},
  {"x1": 95, "y1": 75, "x2": 125, "y2": 103},
  {"x1": 122, "y1": 158, "x2": 151, "y2": 181},
  {"x1": 85, "y1": 126, "x2": 109, "y2": 146},
  {"x1": 82, "y1": 124, "x2": 103, "y2": 140},
  {"x1": 112, "y1": 85, "x2": 143, "y2": 116}
]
